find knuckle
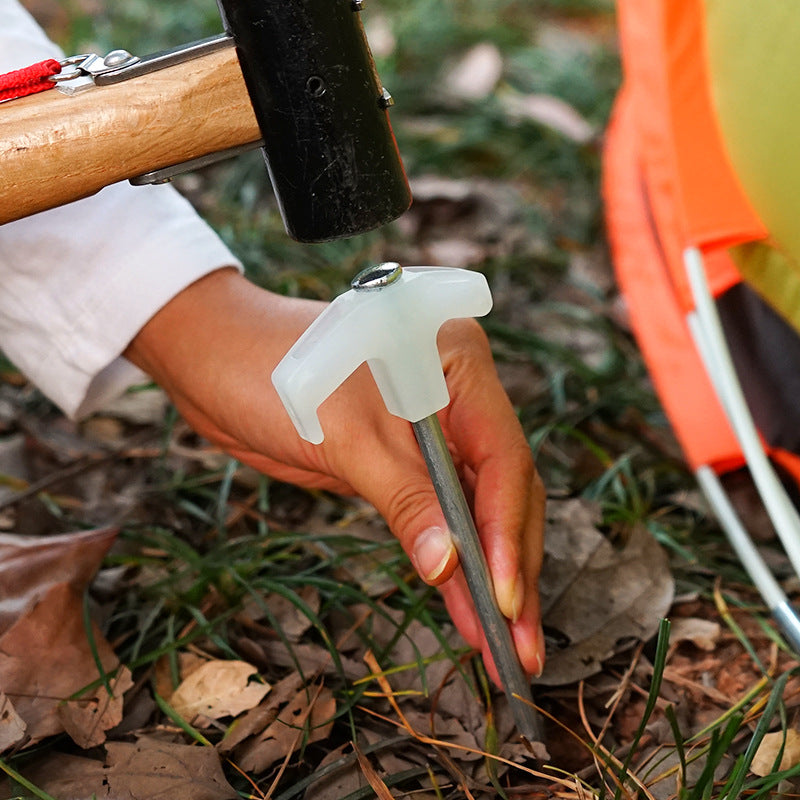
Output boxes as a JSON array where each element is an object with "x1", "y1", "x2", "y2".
[
  {"x1": 383, "y1": 476, "x2": 437, "y2": 547},
  {"x1": 508, "y1": 435, "x2": 537, "y2": 482}
]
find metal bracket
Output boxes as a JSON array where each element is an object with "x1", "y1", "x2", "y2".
[
  {"x1": 53, "y1": 50, "x2": 141, "y2": 95},
  {"x1": 53, "y1": 33, "x2": 233, "y2": 95},
  {"x1": 130, "y1": 139, "x2": 264, "y2": 185},
  {"x1": 95, "y1": 33, "x2": 234, "y2": 86},
  {"x1": 53, "y1": 33, "x2": 247, "y2": 184}
]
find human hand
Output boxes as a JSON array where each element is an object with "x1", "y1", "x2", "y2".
[{"x1": 125, "y1": 268, "x2": 546, "y2": 682}]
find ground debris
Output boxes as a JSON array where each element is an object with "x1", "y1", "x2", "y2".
[
  {"x1": 0, "y1": 528, "x2": 123, "y2": 751},
  {"x1": 538, "y1": 499, "x2": 674, "y2": 685},
  {"x1": 1, "y1": 738, "x2": 238, "y2": 800}
]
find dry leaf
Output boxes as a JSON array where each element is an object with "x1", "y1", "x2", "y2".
[
  {"x1": 259, "y1": 638, "x2": 364, "y2": 680},
  {"x1": 669, "y1": 617, "x2": 721, "y2": 652},
  {"x1": 401, "y1": 709, "x2": 483, "y2": 761},
  {"x1": 5, "y1": 751, "x2": 107, "y2": 800},
  {"x1": 303, "y1": 742, "x2": 365, "y2": 800},
  {"x1": 154, "y1": 650, "x2": 208, "y2": 701},
  {"x1": 302, "y1": 504, "x2": 399, "y2": 598},
  {"x1": 501, "y1": 93, "x2": 596, "y2": 143},
  {"x1": 105, "y1": 739, "x2": 238, "y2": 799},
  {"x1": 170, "y1": 659, "x2": 271, "y2": 723},
  {"x1": 388, "y1": 617, "x2": 460, "y2": 695},
  {"x1": 218, "y1": 671, "x2": 304, "y2": 754},
  {"x1": 353, "y1": 740, "x2": 394, "y2": 800},
  {"x1": 80, "y1": 416, "x2": 126, "y2": 446},
  {"x1": 57, "y1": 666, "x2": 134, "y2": 748},
  {"x1": 235, "y1": 685, "x2": 336, "y2": 773},
  {"x1": 751, "y1": 729, "x2": 800, "y2": 776},
  {"x1": 362, "y1": 729, "x2": 421, "y2": 785},
  {"x1": 538, "y1": 499, "x2": 674, "y2": 685},
  {"x1": 0, "y1": 580, "x2": 124, "y2": 749},
  {"x1": 0, "y1": 691, "x2": 26, "y2": 750},
  {"x1": 0, "y1": 526, "x2": 117, "y2": 635},
  {"x1": 444, "y1": 42, "x2": 504, "y2": 100},
  {"x1": 12, "y1": 738, "x2": 238, "y2": 800}
]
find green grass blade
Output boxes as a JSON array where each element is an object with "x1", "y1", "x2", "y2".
[
  {"x1": 720, "y1": 669, "x2": 792, "y2": 800},
  {"x1": 614, "y1": 618, "x2": 671, "y2": 799},
  {"x1": 0, "y1": 758, "x2": 59, "y2": 800}
]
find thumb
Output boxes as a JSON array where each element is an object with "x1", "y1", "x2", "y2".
[
  {"x1": 318, "y1": 391, "x2": 461, "y2": 587},
  {"x1": 373, "y1": 469, "x2": 459, "y2": 587},
  {"x1": 410, "y1": 524, "x2": 458, "y2": 585}
]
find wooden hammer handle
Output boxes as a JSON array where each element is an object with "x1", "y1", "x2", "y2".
[{"x1": 0, "y1": 47, "x2": 261, "y2": 224}]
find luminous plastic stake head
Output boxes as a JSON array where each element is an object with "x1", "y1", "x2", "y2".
[{"x1": 271, "y1": 265, "x2": 493, "y2": 443}]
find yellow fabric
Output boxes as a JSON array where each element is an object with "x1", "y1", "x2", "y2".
[
  {"x1": 705, "y1": 2, "x2": 800, "y2": 278},
  {"x1": 730, "y1": 242, "x2": 800, "y2": 336}
]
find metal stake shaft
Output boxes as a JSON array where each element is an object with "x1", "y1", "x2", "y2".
[{"x1": 412, "y1": 414, "x2": 542, "y2": 742}]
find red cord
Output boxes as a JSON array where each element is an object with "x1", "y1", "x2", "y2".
[{"x1": 0, "y1": 59, "x2": 62, "y2": 102}]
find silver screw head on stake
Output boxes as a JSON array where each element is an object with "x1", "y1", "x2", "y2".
[
  {"x1": 351, "y1": 262, "x2": 402, "y2": 290},
  {"x1": 271, "y1": 264, "x2": 542, "y2": 743}
]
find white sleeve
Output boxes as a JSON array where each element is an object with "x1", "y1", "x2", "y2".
[{"x1": 0, "y1": 0, "x2": 244, "y2": 419}]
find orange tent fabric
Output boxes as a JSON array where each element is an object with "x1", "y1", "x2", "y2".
[
  {"x1": 610, "y1": 0, "x2": 766, "y2": 311},
  {"x1": 604, "y1": 85, "x2": 741, "y2": 472},
  {"x1": 602, "y1": 0, "x2": 800, "y2": 480}
]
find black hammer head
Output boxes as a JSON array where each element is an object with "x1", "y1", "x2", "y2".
[{"x1": 217, "y1": 0, "x2": 412, "y2": 243}]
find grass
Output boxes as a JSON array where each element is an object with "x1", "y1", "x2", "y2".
[{"x1": 4, "y1": 0, "x2": 800, "y2": 797}]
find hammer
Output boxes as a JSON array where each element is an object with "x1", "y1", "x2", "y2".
[{"x1": 0, "y1": 0, "x2": 411, "y2": 242}]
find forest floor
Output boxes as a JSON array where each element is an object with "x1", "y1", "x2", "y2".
[{"x1": 2, "y1": 1, "x2": 800, "y2": 798}]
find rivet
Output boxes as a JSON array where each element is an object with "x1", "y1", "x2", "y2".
[
  {"x1": 378, "y1": 88, "x2": 395, "y2": 109},
  {"x1": 104, "y1": 49, "x2": 135, "y2": 68}
]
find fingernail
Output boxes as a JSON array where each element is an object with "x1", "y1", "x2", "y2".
[
  {"x1": 497, "y1": 571, "x2": 525, "y2": 622},
  {"x1": 412, "y1": 527, "x2": 455, "y2": 583}
]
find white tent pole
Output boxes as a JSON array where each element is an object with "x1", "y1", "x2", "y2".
[
  {"x1": 684, "y1": 246, "x2": 800, "y2": 579},
  {"x1": 695, "y1": 465, "x2": 800, "y2": 651}
]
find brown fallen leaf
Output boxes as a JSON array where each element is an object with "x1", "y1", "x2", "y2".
[
  {"x1": 105, "y1": 739, "x2": 238, "y2": 799},
  {"x1": 751, "y1": 729, "x2": 800, "y2": 776},
  {"x1": 0, "y1": 581, "x2": 124, "y2": 749},
  {"x1": 0, "y1": 526, "x2": 117, "y2": 635},
  {"x1": 0, "y1": 691, "x2": 26, "y2": 751},
  {"x1": 2, "y1": 751, "x2": 107, "y2": 800},
  {"x1": 8, "y1": 738, "x2": 238, "y2": 800},
  {"x1": 669, "y1": 617, "x2": 721, "y2": 652},
  {"x1": 57, "y1": 666, "x2": 134, "y2": 748},
  {"x1": 401, "y1": 709, "x2": 483, "y2": 762},
  {"x1": 154, "y1": 650, "x2": 208, "y2": 701},
  {"x1": 258, "y1": 638, "x2": 364, "y2": 680},
  {"x1": 218, "y1": 671, "x2": 304, "y2": 755},
  {"x1": 170, "y1": 659, "x2": 271, "y2": 724},
  {"x1": 538, "y1": 499, "x2": 675, "y2": 685},
  {"x1": 235, "y1": 685, "x2": 336, "y2": 773}
]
